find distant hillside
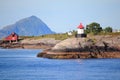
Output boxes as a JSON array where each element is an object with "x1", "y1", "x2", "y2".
[{"x1": 0, "y1": 16, "x2": 55, "y2": 38}]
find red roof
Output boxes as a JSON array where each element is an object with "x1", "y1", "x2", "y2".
[
  {"x1": 77, "y1": 23, "x2": 84, "y2": 29},
  {"x1": 5, "y1": 32, "x2": 18, "y2": 41}
]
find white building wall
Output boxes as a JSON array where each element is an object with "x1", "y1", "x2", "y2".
[
  {"x1": 68, "y1": 32, "x2": 72, "y2": 36},
  {"x1": 77, "y1": 29, "x2": 84, "y2": 34}
]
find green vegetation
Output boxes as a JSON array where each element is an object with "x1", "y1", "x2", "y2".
[
  {"x1": 20, "y1": 31, "x2": 120, "y2": 40},
  {"x1": 85, "y1": 22, "x2": 102, "y2": 35},
  {"x1": 102, "y1": 32, "x2": 120, "y2": 36},
  {"x1": 20, "y1": 32, "x2": 75, "y2": 40},
  {"x1": 103, "y1": 27, "x2": 113, "y2": 33},
  {"x1": 85, "y1": 22, "x2": 115, "y2": 35},
  {"x1": 20, "y1": 22, "x2": 120, "y2": 40}
]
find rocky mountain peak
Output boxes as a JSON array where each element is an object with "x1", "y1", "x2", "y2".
[{"x1": 0, "y1": 16, "x2": 55, "y2": 38}]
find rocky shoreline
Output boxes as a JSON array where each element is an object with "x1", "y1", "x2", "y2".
[
  {"x1": 37, "y1": 35, "x2": 120, "y2": 59},
  {"x1": 0, "y1": 43, "x2": 53, "y2": 49},
  {"x1": 0, "y1": 38, "x2": 61, "y2": 49},
  {"x1": 37, "y1": 51, "x2": 120, "y2": 59},
  {"x1": 1, "y1": 35, "x2": 120, "y2": 59}
]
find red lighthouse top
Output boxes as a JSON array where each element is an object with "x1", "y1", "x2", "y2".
[{"x1": 77, "y1": 23, "x2": 84, "y2": 29}]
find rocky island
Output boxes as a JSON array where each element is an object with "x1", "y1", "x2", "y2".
[
  {"x1": 37, "y1": 35, "x2": 120, "y2": 59},
  {"x1": 0, "y1": 38, "x2": 61, "y2": 49},
  {"x1": 37, "y1": 23, "x2": 120, "y2": 59},
  {"x1": 0, "y1": 34, "x2": 120, "y2": 59}
]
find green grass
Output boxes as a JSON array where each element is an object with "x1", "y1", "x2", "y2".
[
  {"x1": 20, "y1": 32, "x2": 120, "y2": 40},
  {"x1": 98, "y1": 32, "x2": 120, "y2": 36},
  {"x1": 20, "y1": 33, "x2": 75, "y2": 40}
]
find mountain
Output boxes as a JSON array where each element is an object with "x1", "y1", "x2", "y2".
[{"x1": 0, "y1": 16, "x2": 55, "y2": 38}]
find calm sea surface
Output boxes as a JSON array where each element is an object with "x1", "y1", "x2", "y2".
[{"x1": 0, "y1": 49, "x2": 120, "y2": 80}]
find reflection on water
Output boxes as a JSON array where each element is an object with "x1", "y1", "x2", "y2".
[{"x1": 0, "y1": 49, "x2": 120, "y2": 80}]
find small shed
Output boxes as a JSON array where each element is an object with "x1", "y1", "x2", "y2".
[
  {"x1": 5, "y1": 32, "x2": 19, "y2": 43},
  {"x1": 67, "y1": 31, "x2": 72, "y2": 36}
]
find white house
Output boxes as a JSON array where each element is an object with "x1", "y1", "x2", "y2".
[{"x1": 67, "y1": 31, "x2": 72, "y2": 36}]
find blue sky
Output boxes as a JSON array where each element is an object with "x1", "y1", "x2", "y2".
[{"x1": 0, "y1": 0, "x2": 120, "y2": 33}]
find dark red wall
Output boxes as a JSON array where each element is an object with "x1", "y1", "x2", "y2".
[{"x1": 5, "y1": 33, "x2": 18, "y2": 41}]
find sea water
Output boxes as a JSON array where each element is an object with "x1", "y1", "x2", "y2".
[{"x1": 0, "y1": 49, "x2": 120, "y2": 80}]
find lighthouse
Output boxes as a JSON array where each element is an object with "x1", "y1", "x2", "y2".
[
  {"x1": 76, "y1": 23, "x2": 87, "y2": 38},
  {"x1": 77, "y1": 23, "x2": 84, "y2": 34}
]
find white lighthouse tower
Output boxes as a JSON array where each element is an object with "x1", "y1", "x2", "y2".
[
  {"x1": 77, "y1": 23, "x2": 84, "y2": 34},
  {"x1": 76, "y1": 23, "x2": 86, "y2": 38}
]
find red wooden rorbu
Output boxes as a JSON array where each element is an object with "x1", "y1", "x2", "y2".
[{"x1": 5, "y1": 32, "x2": 19, "y2": 43}]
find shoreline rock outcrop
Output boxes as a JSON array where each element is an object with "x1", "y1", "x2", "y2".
[
  {"x1": 37, "y1": 36, "x2": 120, "y2": 59},
  {"x1": 37, "y1": 51, "x2": 120, "y2": 59},
  {"x1": 0, "y1": 38, "x2": 61, "y2": 49}
]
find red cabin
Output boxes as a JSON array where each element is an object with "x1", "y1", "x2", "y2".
[{"x1": 5, "y1": 32, "x2": 19, "y2": 43}]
